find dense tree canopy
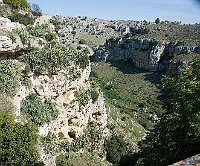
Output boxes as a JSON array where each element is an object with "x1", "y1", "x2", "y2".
[
  {"x1": 104, "y1": 135, "x2": 127, "y2": 165},
  {"x1": 0, "y1": 111, "x2": 39, "y2": 166},
  {"x1": 137, "y1": 57, "x2": 200, "y2": 165}
]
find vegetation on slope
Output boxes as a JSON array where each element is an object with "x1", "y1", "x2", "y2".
[
  {"x1": 0, "y1": 60, "x2": 21, "y2": 97},
  {"x1": 24, "y1": 43, "x2": 89, "y2": 75},
  {"x1": 0, "y1": 2, "x2": 199, "y2": 165},
  {"x1": 0, "y1": 111, "x2": 39, "y2": 166},
  {"x1": 91, "y1": 60, "x2": 164, "y2": 165},
  {"x1": 3, "y1": 0, "x2": 30, "y2": 10},
  {"x1": 91, "y1": 58, "x2": 200, "y2": 166},
  {"x1": 1, "y1": 0, "x2": 42, "y2": 26},
  {"x1": 104, "y1": 135, "x2": 128, "y2": 165},
  {"x1": 41, "y1": 122, "x2": 111, "y2": 166},
  {"x1": 136, "y1": 57, "x2": 200, "y2": 165},
  {"x1": 91, "y1": 60, "x2": 164, "y2": 130},
  {"x1": 21, "y1": 93, "x2": 58, "y2": 126}
]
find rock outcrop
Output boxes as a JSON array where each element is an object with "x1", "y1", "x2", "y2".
[
  {"x1": 169, "y1": 154, "x2": 200, "y2": 166},
  {"x1": 11, "y1": 56, "x2": 108, "y2": 165},
  {"x1": 91, "y1": 37, "x2": 200, "y2": 71},
  {"x1": 13, "y1": 63, "x2": 108, "y2": 140},
  {"x1": 0, "y1": 15, "x2": 108, "y2": 165},
  {"x1": 91, "y1": 37, "x2": 164, "y2": 70}
]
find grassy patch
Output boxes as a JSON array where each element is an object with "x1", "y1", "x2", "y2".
[{"x1": 91, "y1": 60, "x2": 164, "y2": 137}]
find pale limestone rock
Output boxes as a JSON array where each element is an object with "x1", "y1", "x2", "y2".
[
  {"x1": 34, "y1": 15, "x2": 52, "y2": 25},
  {"x1": 0, "y1": 36, "x2": 13, "y2": 52},
  {"x1": 149, "y1": 45, "x2": 165, "y2": 70},
  {"x1": 0, "y1": 17, "x2": 23, "y2": 31},
  {"x1": 13, "y1": 65, "x2": 108, "y2": 145}
]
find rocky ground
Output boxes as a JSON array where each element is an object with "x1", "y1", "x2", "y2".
[{"x1": 170, "y1": 154, "x2": 200, "y2": 166}]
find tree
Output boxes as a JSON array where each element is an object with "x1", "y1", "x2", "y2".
[
  {"x1": 155, "y1": 18, "x2": 160, "y2": 24},
  {"x1": 0, "y1": 111, "x2": 39, "y2": 166},
  {"x1": 104, "y1": 135, "x2": 127, "y2": 165},
  {"x1": 137, "y1": 57, "x2": 200, "y2": 165},
  {"x1": 31, "y1": 4, "x2": 42, "y2": 16}
]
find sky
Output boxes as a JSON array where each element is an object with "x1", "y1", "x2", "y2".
[{"x1": 28, "y1": 0, "x2": 200, "y2": 23}]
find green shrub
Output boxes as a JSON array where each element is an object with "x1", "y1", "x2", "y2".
[
  {"x1": 3, "y1": 0, "x2": 30, "y2": 9},
  {"x1": 104, "y1": 135, "x2": 127, "y2": 164},
  {"x1": 79, "y1": 39, "x2": 87, "y2": 44},
  {"x1": 71, "y1": 31, "x2": 76, "y2": 35},
  {"x1": 50, "y1": 18, "x2": 61, "y2": 32},
  {"x1": 90, "y1": 89, "x2": 99, "y2": 103},
  {"x1": 0, "y1": 111, "x2": 39, "y2": 166},
  {"x1": 77, "y1": 46, "x2": 82, "y2": 50},
  {"x1": 150, "y1": 39, "x2": 159, "y2": 47},
  {"x1": 59, "y1": 136, "x2": 86, "y2": 153},
  {"x1": 20, "y1": 0, "x2": 30, "y2": 9},
  {"x1": 42, "y1": 133, "x2": 86, "y2": 155},
  {"x1": 27, "y1": 23, "x2": 52, "y2": 40},
  {"x1": 45, "y1": 32, "x2": 56, "y2": 41},
  {"x1": 86, "y1": 122, "x2": 102, "y2": 152},
  {"x1": 41, "y1": 132, "x2": 58, "y2": 155},
  {"x1": 20, "y1": 75, "x2": 29, "y2": 86},
  {"x1": 3, "y1": 0, "x2": 19, "y2": 9},
  {"x1": 0, "y1": 95, "x2": 14, "y2": 112},
  {"x1": 24, "y1": 43, "x2": 89, "y2": 75},
  {"x1": 24, "y1": 45, "x2": 70, "y2": 74},
  {"x1": 21, "y1": 93, "x2": 58, "y2": 126},
  {"x1": 0, "y1": 60, "x2": 21, "y2": 97},
  {"x1": 58, "y1": 132, "x2": 64, "y2": 140},
  {"x1": 0, "y1": 5, "x2": 3, "y2": 16},
  {"x1": 155, "y1": 18, "x2": 160, "y2": 24},
  {"x1": 70, "y1": 136, "x2": 86, "y2": 152},
  {"x1": 56, "y1": 154, "x2": 71, "y2": 166},
  {"x1": 76, "y1": 53, "x2": 89, "y2": 68},
  {"x1": 8, "y1": 13, "x2": 35, "y2": 25},
  {"x1": 74, "y1": 90, "x2": 90, "y2": 106},
  {"x1": 14, "y1": 28, "x2": 29, "y2": 45}
]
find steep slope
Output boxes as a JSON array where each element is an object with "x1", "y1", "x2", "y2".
[{"x1": 0, "y1": 7, "x2": 109, "y2": 165}]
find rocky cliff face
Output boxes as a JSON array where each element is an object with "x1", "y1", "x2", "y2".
[
  {"x1": 13, "y1": 65, "x2": 108, "y2": 165},
  {"x1": 91, "y1": 37, "x2": 165, "y2": 70},
  {"x1": 0, "y1": 15, "x2": 108, "y2": 165},
  {"x1": 91, "y1": 37, "x2": 200, "y2": 71},
  {"x1": 14, "y1": 65, "x2": 108, "y2": 139}
]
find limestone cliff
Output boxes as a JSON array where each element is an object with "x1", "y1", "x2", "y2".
[
  {"x1": 91, "y1": 37, "x2": 200, "y2": 71},
  {"x1": 0, "y1": 15, "x2": 108, "y2": 166}
]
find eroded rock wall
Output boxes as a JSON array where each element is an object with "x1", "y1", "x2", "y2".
[
  {"x1": 13, "y1": 64, "x2": 107, "y2": 140},
  {"x1": 91, "y1": 37, "x2": 200, "y2": 71}
]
